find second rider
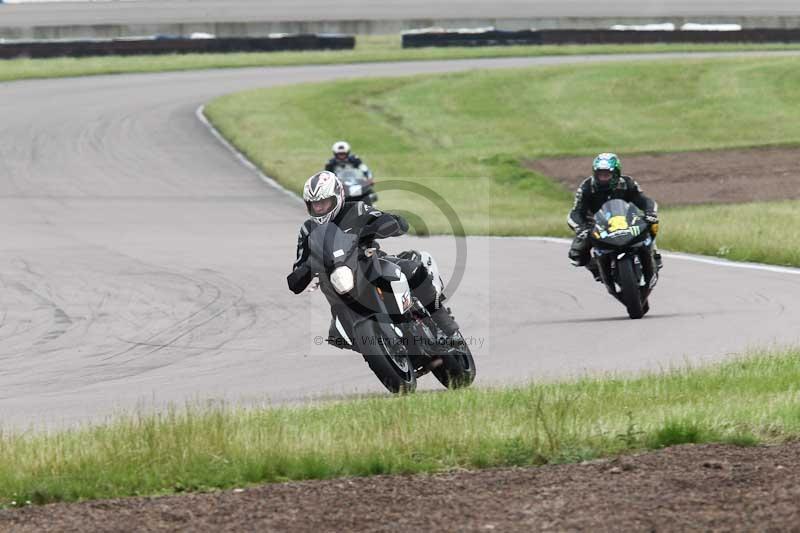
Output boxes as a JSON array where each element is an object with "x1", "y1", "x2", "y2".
[{"x1": 567, "y1": 152, "x2": 663, "y2": 280}]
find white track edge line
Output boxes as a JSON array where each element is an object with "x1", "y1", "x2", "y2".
[
  {"x1": 195, "y1": 105, "x2": 800, "y2": 276},
  {"x1": 504, "y1": 236, "x2": 800, "y2": 275},
  {"x1": 195, "y1": 104, "x2": 303, "y2": 204}
]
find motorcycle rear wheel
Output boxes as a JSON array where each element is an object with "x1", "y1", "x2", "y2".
[{"x1": 432, "y1": 332, "x2": 476, "y2": 389}]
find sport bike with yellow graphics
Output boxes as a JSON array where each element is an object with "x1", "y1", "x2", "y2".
[
  {"x1": 299, "y1": 222, "x2": 475, "y2": 393},
  {"x1": 590, "y1": 199, "x2": 659, "y2": 319}
]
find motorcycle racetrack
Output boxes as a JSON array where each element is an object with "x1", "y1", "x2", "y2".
[{"x1": 2, "y1": 51, "x2": 800, "y2": 430}]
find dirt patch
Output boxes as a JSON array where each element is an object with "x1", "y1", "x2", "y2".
[
  {"x1": 527, "y1": 146, "x2": 800, "y2": 206},
  {"x1": 3, "y1": 442, "x2": 800, "y2": 532}
]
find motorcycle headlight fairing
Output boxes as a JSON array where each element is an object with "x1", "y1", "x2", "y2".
[{"x1": 330, "y1": 266, "x2": 355, "y2": 294}]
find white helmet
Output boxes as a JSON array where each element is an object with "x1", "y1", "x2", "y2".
[
  {"x1": 332, "y1": 141, "x2": 351, "y2": 159},
  {"x1": 303, "y1": 171, "x2": 345, "y2": 224}
]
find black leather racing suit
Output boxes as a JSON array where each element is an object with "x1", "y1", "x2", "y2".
[
  {"x1": 287, "y1": 201, "x2": 448, "y2": 344},
  {"x1": 567, "y1": 175, "x2": 658, "y2": 267}
]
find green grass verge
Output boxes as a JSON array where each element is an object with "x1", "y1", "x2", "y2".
[
  {"x1": 660, "y1": 201, "x2": 800, "y2": 265},
  {"x1": 2, "y1": 350, "x2": 799, "y2": 506},
  {"x1": 2, "y1": 36, "x2": 800, "y2": 83},
  {"x1": 205, "y1": 55, "x2": 800, "y2": 264}
]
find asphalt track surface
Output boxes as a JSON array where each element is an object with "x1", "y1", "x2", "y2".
[
  {"x1": 2, "y1": 1, "x2": 799, "y2": 27},
  {"x1": 3, "y1": 51, "x2": 800, "y2": 429}
]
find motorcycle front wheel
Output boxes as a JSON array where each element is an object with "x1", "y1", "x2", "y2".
[
  {"x1": 355, "y1": 318, "x2": 416, "y2": 393},
  {"x1": 616, "y1": 257, "x2": 645, "y2": 319}
]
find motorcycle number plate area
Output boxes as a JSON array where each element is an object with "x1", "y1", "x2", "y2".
[{"x1": 608, "y1": 216, "x2": 629, "y2": 232}]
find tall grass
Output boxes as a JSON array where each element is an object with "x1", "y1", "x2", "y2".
[
  {"x1": 660, "y1": 201, "x2": 800, "y2": 265},
  {"x1": 2, "y1": 349, "x2": 799, "y2": 506}
]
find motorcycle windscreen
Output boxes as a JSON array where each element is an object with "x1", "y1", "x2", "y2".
[
  {"x1": 335, "y1": 167, "x2": 362, "y2": 183},
  {"x1": 594, "y1": 199, "x2": 630, "y2": 228},
  {"x1": 592, "y1": 199, "x2": 647, "y2": 247},
  {"x1": 336, "y1": 167, "x2": 367, "y2": 198},
  {"x1": 307, "y1": 223, "x2": 359, "y2": 270}
]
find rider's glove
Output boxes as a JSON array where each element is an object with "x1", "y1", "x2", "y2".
[
  {"x1": 644, "y1": 211, "x2": 659, "y2": 225},
  {"x1": 287, "y1": 265, "x2": 313, "y2": 294}
]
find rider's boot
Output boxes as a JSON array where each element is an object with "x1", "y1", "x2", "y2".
[
  {"x1": 569, "y1": 230, "x2": 593, "y2": 277},
  {"x1": 403, "y1": 260, "x2": 458, "y2": 337},
  {"x1": 397, "y1": 253, "x2": 461, "y2": 340},
  {"x1": 651, "y1": 239, "x2": 664, "y2": 273},
  {"x1": 430, "y1": 306, "x2": 459, "y2": 337},
  {"x1": 586, "y1": 257, "x2": 601, "y2": 282}
]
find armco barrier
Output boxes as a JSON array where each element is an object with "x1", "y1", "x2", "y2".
[
  {"x1": 402, "y1": 28, "x2": 800, "y2": 48},
  {"x1": 0, "y1": 34, "x2": 354, "y2": 59}
]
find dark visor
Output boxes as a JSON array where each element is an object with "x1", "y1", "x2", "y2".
[{"x1": 595, "y1": 169, "x2": 612, "y2": 182}]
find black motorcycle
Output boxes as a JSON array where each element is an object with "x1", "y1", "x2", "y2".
[
  {"x1": 589, "y1": 199, "x2": 659, "y2": 319},
  {"x1": 335, "y1": 167, "x2": 378, "y2": 205},
  {"x1": 295, "y1": 222, "x2": 475, "y2": 393}
]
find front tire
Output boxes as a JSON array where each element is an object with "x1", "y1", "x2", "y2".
[
  {"x1": 617, "y1": 257, "x2": 645, "y2": 319},
  {"x1": 355, "y1": 319, "x2": 416, "y2": 393}
]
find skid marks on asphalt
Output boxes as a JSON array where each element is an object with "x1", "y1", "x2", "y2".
[{"x1": 0, "y1": 248, "x2": 262, "y2": 395}]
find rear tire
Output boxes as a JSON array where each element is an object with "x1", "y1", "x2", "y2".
[
  {"x1": 432, "y1": 332, "x2": 476, "y2": 389},
  {"x1": 355, "y1": 319, "x2": 416, "y2": 393},
  {"x1": 617, "y1": 257, "x2": 645, "y2": 319}
]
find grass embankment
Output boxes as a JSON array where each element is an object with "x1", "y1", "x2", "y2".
[
  {"x1": 206, "y1": 55, "x2": 800, "y2": 264},
  {"x1": 2, "y1": 350, "x2": 799, "y2": 506},
  {"x1": 1, "y1": 36, "x2": 799, "y2": 83}
]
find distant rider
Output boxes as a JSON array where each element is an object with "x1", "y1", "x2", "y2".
[
  {"x1": 325, "y1": 141, "x2": 373, "y2": 179},
  {"x1": 567, "y1": 153, "x2": 662, "y2": 279},
  {"x1": 287, "y1": 171, "x2": 458, "y2": 343}
]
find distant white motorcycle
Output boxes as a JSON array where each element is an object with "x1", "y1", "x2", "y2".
[{"x1": 334, "y1": 166, "x2": 378, "y2": 205}]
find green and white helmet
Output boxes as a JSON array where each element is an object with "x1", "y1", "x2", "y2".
[{"x1": 592, "y1": 152, "x2": 622, "y2": 190}]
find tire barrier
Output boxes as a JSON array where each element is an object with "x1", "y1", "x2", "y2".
[
  {"x1": 0, "y1": 33, "x2": 355, "y2": 59},
  {"x1": 402, "y1": 27, "x2": 800, "y2": 48},
  {"x1": 403, "y1": 29, "x2": 543, "y2": 48}
]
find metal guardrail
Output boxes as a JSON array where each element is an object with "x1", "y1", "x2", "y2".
[{"x1": 0, "y1": 33, "x2": 355, "y2": 59}]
